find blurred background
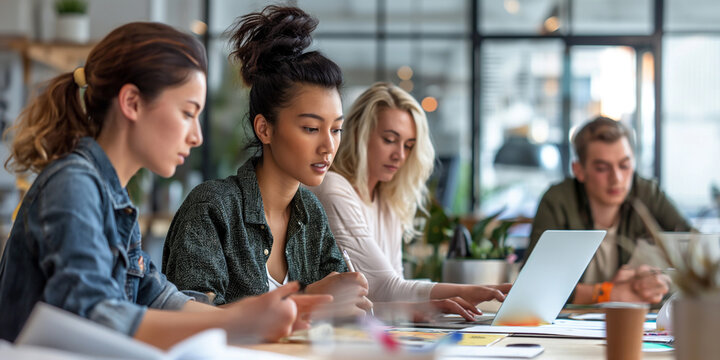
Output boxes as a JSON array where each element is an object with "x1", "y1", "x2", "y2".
[{"x1": 1, "y1": 0, "x2": 719, "y2": 261}]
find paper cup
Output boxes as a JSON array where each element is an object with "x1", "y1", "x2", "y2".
[{"x1": 604, "y1": 303, "x2": 649, "y2": 360}]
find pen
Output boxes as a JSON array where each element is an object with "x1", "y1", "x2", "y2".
[
  {"x1": 342, "y1": 249, "x2": 356, "y2": 272},
  {"x1": 342, "y1": 249, "x2": 374, "y2": 316},
  {"x1": 414, "y1": 331, "x2": 463, "y2": 351},
  {"x1": 437, "y1": 331, "x2": 463, "y2": 347}
]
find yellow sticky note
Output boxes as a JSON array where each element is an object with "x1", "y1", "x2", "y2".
[{"x1": 458, "y1": 333, "x2": 507, "y2": 346}]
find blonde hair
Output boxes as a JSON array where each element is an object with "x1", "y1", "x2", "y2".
[{"x1": 332, "y1": 82, "x2": 435, "y2": 239}]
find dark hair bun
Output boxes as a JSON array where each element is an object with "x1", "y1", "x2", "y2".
[{"x1": 229, "y1": 5, "x2": 318, "y2": 85}]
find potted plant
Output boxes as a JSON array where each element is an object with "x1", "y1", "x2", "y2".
[
  {"x1": 632, "y1": 199, "x2": 720, "y2": 360},
  {"x1": 55, "y1": 0, "x2": 89, "y2": 43},
  {"x1": 442, "y1": 208, "x2": 520, "y2": 285},
  {"x1": 406, "y1": 200, "x2": 454, "y2": 282}
]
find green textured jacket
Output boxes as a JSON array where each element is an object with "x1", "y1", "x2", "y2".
[
  {"x1": 162, "y1": 159, "x2": 347, "y2": 305},
  {"x1": 526, "y1": 174, "x2": 691, "y2": 267}
]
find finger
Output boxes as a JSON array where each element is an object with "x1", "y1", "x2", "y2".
[
  {"x1": 455, "y1": 297, "x2": 482, "y2": 315},
  {"x1": 639, "y1": 288, "x2": 663, "y2": 304},
  {"x1": 488, "y1": 289, "x2": 506, "y2": 302},
  {"x1": 315, "y1": 302, "x2": 367, "y2": 319},
  {"x1": 272, "y1": 325, "x2": 294, "y2": 342},
  {"x1": 637, "y1": 283, "x2": 665, "y2": 301},
  {"x1": 349, "y1": 285, "x2": 369, "y2": 298},
  {"x1": 451, "y1": 297, "x2": 482, "y2": 315},
  {"x1": 659, "y1": 274, "x2": 672, "y2": 286},
  {"x1": 636, "y1": 264, "x2": 658, "y2": 273},
  {"x1": 351, "y1": 306, "x2": 368, "y2": 317},
  {"x1": 341, "y1": 271, "x2": 369, "y2": 289},
  {"x1": 636, "y1": 276, "x2": 669, "y2": 293},
  {"x1": 651, "y1": 293, "x2": 664, "y2": 304},
  {"x1": 292, "y1": 317, "x2": 312, "y2": 332},
  {"x1": 441, "y1": 300, "x2": 474, "y2": 321},
  {"x1": 644, "y1": 285, "x2": 668, "y2": 300},
  {"x1": 291, "y1": 294, "x2": 334, "y2": 313},
  {"x1": 494, "y1": 283, "x2": 513, "y2": 294},
  {"x1": 413, "y1": 311, "x2": 433, "y2": 323},
  {"x1": 357, "y1": 296, "x2": 374, "y2": 312},
  {"x1": 334, "y1": 285, "x2": 368, "y2": 299},
  {"x1": 271, "y1": 281, "x2": 300, "y2": 299},
  {"x1": 355, "y1": 272, "x2": 369, "y2": 289},
  {"x1": 645, "y1": 277, "x2": 669, "y2": 293}
]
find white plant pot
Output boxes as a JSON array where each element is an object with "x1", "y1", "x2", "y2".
[
  {"x1": 55, "y1": 14, "x2": 90, "y2": 43},
  {"x1": 673, "y1": 292, "x2": 720, "y2": 360},
  {"x1": 442, "y1": 258, "x2": 508, "y2": 285}
]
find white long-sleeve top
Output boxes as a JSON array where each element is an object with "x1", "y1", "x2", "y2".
[{"x1": 307, "y1": 171, "x2": 435, "y2": 302}]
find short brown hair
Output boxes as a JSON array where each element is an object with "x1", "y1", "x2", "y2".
[{"x1": 572, "y1": 116, "x2": 634, "y2": 164}]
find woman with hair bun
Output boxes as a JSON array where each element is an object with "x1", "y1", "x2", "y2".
[
  {"x1": 0, "y1": 22, "x2": 328, "y2": 348},
  {"x1": 162, "y1": 5, "x2": 372, "y2": 315}
]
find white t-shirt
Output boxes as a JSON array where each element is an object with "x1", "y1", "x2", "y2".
[
  {"x1": 307, "y1": 171, "x2": 435, "y2": 302},
  {"x1": 581, "y1": 223, "x2": 619, "y2": 284},
  {"x1": 266, "y1": 266, "x2": 288, "y2": 292}
]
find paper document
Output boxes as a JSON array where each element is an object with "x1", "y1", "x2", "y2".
[
  {"x1": 439, "y1": 345, "x2": 544, "y2": 359},
  {"x1": 14, "y1": 302, "x2": 302, "y2": 360},
  {"x1": 388, "y1": 328, "x2": 506, "y2": 347},
  {"x1": 460, "y1": 319, "x2": 673, "y2": 343},
  {"x1": 0, "y1": 340, "x2": 112, "y2": 360}
]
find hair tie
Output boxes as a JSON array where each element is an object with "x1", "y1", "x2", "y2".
[{"x1": 73, "y1": 67, "x2": 87, "y2": 88}]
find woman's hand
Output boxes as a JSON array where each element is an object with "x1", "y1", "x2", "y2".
[
  {"x1": 374, "y1": 298, "x2": 480, "y2": 323},
  {"x1": 457, "y1": 283, "x2": 510, "y2": 305},
  {"x1": 305, "y1": 271, "x2": 373, "y2": 317},
  {"x1": 419, "y1": 298, "x2": 477, "y2": 321},
  {"x1": 223, "y1": 282, "x2": 302, "y2": 342},
  {"x1": 288, "y1": 292, "x2": 333, "y2": 331}
]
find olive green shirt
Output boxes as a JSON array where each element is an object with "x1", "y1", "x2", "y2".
[
  {"x1": 162, "y1": 159, "x2": 347, "y2": 305},
  {"x1": 526, "y1": 174, "x2": 691, "y2": 280}
]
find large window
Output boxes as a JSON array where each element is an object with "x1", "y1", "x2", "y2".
[
  {"x1": 384, "y1": 39, "x2": 472, "y2": 213},
  {"x1": 2, "y1": 0, "x2": 719, "y2": 254},
  {"x1": 662, "y1": 36, "x2": 720, "y2": 221},
  {"x1": 197, "y1": 0, "x2": 720, "y2": 224},
  {"x1": 480, "y1": 40, "x2": 563, "y2": 217},
  {"x1": 662, "y1": 0, "x2": 720, "y2": 229}
]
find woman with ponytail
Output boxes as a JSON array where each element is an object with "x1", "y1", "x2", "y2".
[
  {"x1": 0, "y1": 22, "x2": 329, "y2": 348},
  {"x1": 162, "y1": 5, "x2": 372, "y2": 316}
]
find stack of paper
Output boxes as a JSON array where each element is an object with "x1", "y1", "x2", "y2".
[
  {"x1": 7, "y1": 302, "x2": 303, "y2": 360},
  {"x1": 461, "y1": 319, "x2": 673, "y2": 343}
]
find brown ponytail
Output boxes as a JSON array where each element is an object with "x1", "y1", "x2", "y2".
[
  {"x1": 5, "y1": 22, "x2": 207, "y2": 174},
  {"x1": 5, "y1": 72, "x2": 94, "y2": 173}
]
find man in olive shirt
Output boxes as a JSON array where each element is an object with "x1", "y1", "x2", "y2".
[{"x1": 526, "y1": 116, "x2": 691, "y2": 304}]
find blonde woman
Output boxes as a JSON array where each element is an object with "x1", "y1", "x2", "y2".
[{"x1": 309, "y1": 82, "x2": 510, "y2": 314}]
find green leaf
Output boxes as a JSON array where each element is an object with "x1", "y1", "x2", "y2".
[
  {"x1": 55, "y1": 0, "x2": 88, "y2": 14},
  {"x1": 490, "y1": 220, "x2": 516, "y2": 249},
  {"x1": 425, "y1": 201, "x2": 455, "y2": 247},
  {"x1": 471, "y1": 208, "x2": 505, "y2": 245}
]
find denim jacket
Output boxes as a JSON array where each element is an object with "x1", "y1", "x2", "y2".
[{"x1": 0, "y1": 137, "x2": 191, "y2": 342}]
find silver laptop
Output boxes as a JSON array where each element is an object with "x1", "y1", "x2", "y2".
[{"x1": 413, "y1": 230, "x2": 606, "y2": 327}]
